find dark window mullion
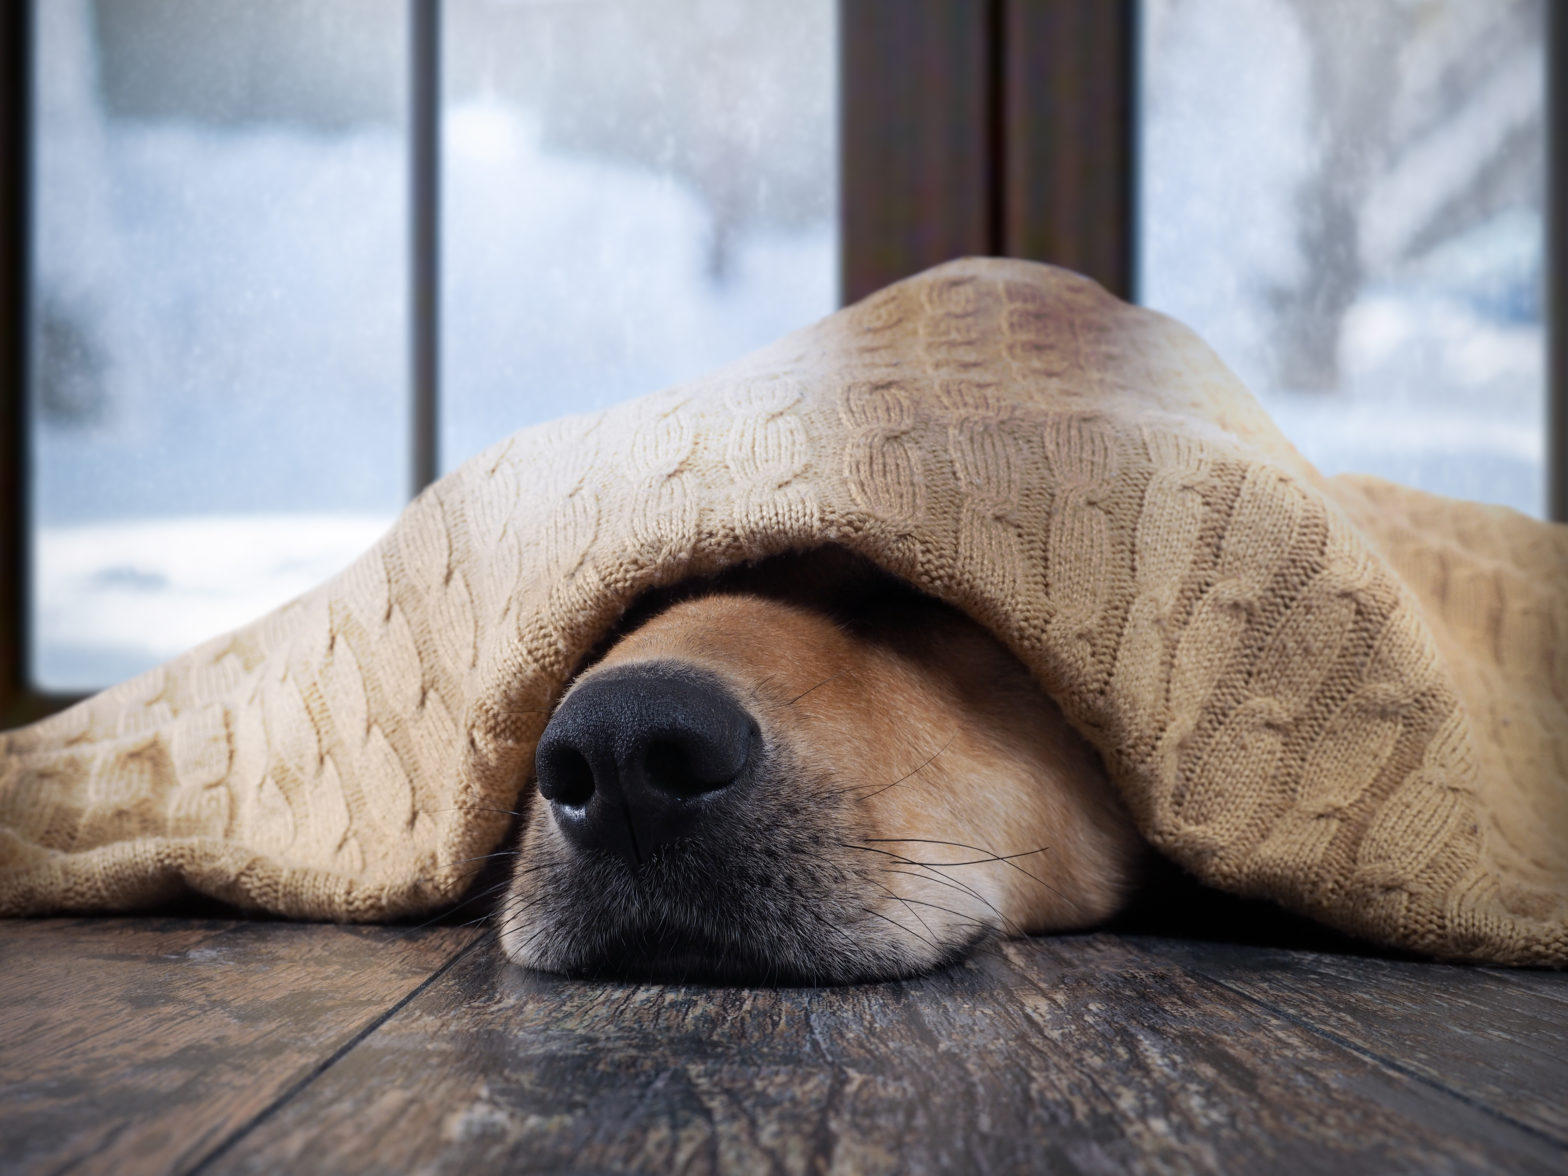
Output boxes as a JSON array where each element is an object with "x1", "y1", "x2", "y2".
[
  {"x1": 838, "y1": 0, "x2": 1137, "y2": 304},
  {"x1": 0, "y1": 0, "x2": 41, "y2": 726},
  {"x1": 411, "y1": 0, "x2": 440, "y2": 496},
  {"x1": 1000, "y1": 0, "x2": 1135, "y2": 300},
  {"x1": 1550, "y1": 0, "x2": 1566, "y2": 522},
  {"x1": 839, "y1": 0, "x2": 995, "y2": 304}
]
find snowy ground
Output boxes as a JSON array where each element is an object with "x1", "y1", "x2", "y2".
[
  {"x1": 1262, "y1": 290, "x2": 1544, "y2": 509},
  {"x1": 34, "y1": 514, "x2": 394, "y2": 688}
]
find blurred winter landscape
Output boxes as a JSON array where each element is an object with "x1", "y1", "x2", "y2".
[
  {"x1": 32, "y1": 0, "x2": 836, "y2": 689},
  {"x1": 29, "y1": 0, "x2": 1548, "y2": 691},
  {"x1": 1142, "y1": 0, "x2": 1546, "y2": 511}
]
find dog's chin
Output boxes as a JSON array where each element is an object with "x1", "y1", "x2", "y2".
[
  {"x1": 570, "y1": 932, "x2": 986, "y2": 986},
  {"x1": 503, "y1": 913, "x2": 979, "y2": 988},
  {"x1": 497, "y1": 827, "x2": 986, "y2": 986},
  {"x1": 544, "y1": 926, "x2": 890, "y2": 987}
]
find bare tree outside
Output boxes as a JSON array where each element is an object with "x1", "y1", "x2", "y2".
[
  {"x1": 1272, "y1": 0, "x2": 1543, "y2": 391},
  {"x1": 1143, "y1": 0, "x2": 1546, "y2": 517}
]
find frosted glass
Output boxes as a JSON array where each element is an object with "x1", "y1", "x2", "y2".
[
  {"x1": 30, "y1": 0, "x2": 409, "y2": 690},
  {"x1": 1141, "y1": 0, "x2": 1547, "y2": 516},
  {"x1": 440, "y1": 0, "x2": 839, "y2": 470},
  {"x1": 28, "y1": 0, "x2": 840, "y2": 694}
]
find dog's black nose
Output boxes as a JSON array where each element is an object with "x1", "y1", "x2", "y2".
[{"x1": 534, "y1": 665, "x2": 759, "y2": 866}]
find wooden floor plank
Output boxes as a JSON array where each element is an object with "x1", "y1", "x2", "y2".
[
  {"x1": 1139, "y1": 937, "x2": 1568, "y2": 1142},
  {"x1": 1477, "y1": 965, "x2": 1568, "y2": 1005},
  {"x1": 0, "y1": 917, "x2": 479, "y2": 1176},
  {"x1": 205, "y1": 932, "x2": 1565, "y2": 1176}
]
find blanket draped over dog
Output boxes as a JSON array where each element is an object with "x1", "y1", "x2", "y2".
[{"x1": 2, "y1": 259, "x2": 1564, "y2": 964}]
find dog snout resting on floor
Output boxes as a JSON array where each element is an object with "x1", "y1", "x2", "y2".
[
  {"x1": 5, "y1": 261, "x2": 1560, "y2": 968},
  {"x1": 500, "y1": 551, "x2": 1146, "y2": 983}
]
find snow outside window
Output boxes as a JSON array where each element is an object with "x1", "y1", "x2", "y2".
[
  {"x1": 1141, "y1": 0, "x2": 1548, "y2": 518},
  {"x1": 29, "y1": 0, "x2": 838, "y2": 692}
]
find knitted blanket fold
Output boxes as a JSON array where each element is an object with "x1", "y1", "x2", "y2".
[{"x1": 3, "y1": 258, "x2": 1564, "y2": 964}]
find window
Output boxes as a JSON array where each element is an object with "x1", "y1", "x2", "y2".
[
  {"x1": 29, "y1": 0, "x2": 412, "y2": 691},
  {"x1": 439, "y1": 0, "x2": 837, "y2": 469},
  {"x1": 1142, "y1": 0, "x2": 1551, "y2": 518},
  {"x1": 3, "y1": 0, "x2": 1563, "y2": 723},
  {"x1": 10, "y1": 0, "x2": 837, "y2": 700}
]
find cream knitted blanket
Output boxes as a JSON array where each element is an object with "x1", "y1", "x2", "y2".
[{"x1": 3, "y1": 259, "x2": 1564, "y2": 965}]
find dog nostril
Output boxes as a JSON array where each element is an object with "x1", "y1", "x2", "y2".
[
  {"x1": 537, "y1": 744, "x2": 595, "y2": 808},
  {"x1": 643, "y1": 739, "x2": 699, "y2": 797},
  {"x1": 641, "y1": 728, "x2": 755, "y2": 799}
]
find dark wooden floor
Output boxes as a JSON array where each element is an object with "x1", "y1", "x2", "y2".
[{"x1": 2, "y1": 916, "x2": 1564, "y2": 1176}]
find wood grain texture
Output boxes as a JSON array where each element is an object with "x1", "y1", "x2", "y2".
[
  {"x1": 1145, "y1": 937, "x2": 1568, "y2": 1141},
  {"x1": 0, "y1": 918, "x2": 479, "y2": 1176},
  {"x1": 206, "y1": 932, "x2": 1566, "y2": 1176},
  {"x1": 1479, "y1": 965, "x2": 1568, "y2": 1003}
]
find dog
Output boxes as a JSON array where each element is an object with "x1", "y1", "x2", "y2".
[{"x1": 498, "y1": 548, "x2": 1146, "y2": 983}]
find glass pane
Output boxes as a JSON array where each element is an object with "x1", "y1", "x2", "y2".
[
  {"x1": 441, "y1": 0, "x2": 839, "y2": 469},
  {"x1": 1140, "y1": 0, "x2": 1547, "y2": 516},
  {"x1": 31, "y1": 0, "x2": 409, "y2": 691}
]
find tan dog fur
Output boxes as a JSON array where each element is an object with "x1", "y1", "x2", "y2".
[{"x1": 500, "y1": 554, "x2": 1145, "y2": 982}]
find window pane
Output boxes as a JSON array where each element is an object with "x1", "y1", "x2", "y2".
[
  {"x1": 441, "y1": 0, "x2": 839, "y2": 469},
  {"x1": 1140, "y1": 0, "x2": 1547, "y2": 517},
  {"x1": 31, "y1": 0, "x2": 409, "y2": 691}
]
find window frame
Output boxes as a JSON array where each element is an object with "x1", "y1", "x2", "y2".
[
  {"x1": 1, "y1": 0, "x2": 35, "y2": 726},
  {"x1": 1, "y1": 0, "x2": 1562, "y2": 725},
  {"x1": 1552, "y1": 0, "x2": 1567, "y2": 524},
  {"x1": 840, "y1": 0, "x2": 1134, "y2": 302}
]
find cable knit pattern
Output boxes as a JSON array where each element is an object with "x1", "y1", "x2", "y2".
[{"x1": 2, "y1": 259, "x2": 1564, "y2": 964}]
